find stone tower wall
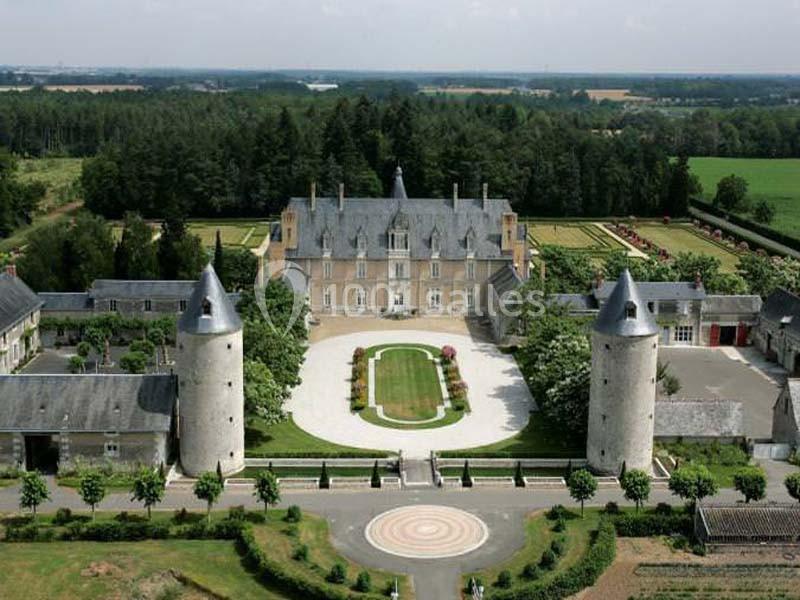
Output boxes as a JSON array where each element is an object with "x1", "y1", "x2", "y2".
[
  {"x1": 586, "y1": 330, "x2": 658, "y2": 474},
  {"x1": 177, "y1": 329, "x2": 245, "y2": 477}
]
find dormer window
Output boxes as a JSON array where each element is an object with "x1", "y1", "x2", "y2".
[
  {"x1": 357, "y1": 230, "x2": 367, "y2": 253},
  {"x1": 322, "y1": 230, "x2": 332, "y2": 253},
  {"x1": 625, "y1": 300, "x2": 637, "y2": 320},
  {"x1": 465, "y1": 227, "x2": 476, "y2": 254},
  {"x1": 389, "y1": 231, "x2": 408, "y2": 251},
  {"x1": 431, "y1": 230, "x2": 441, "y2": 255},
  {"x1": 202, "y1": 297, "x2": 213, "y2": 316}
]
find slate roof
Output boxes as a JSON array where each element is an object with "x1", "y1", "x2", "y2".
[
  {"x1": 549, "y1": 293, "x2": 599, "y2": 313},
  {"x1": 0, "y1": 273, "x2": 43, "y2": 333},
  {"x1": 391, "y1": 166, "x2": 408, "y2": 199},
  {"x1": 488, "y1": 265, "x2": 523, "y2": 297},
  {"x1": 702, "y1": 295, "x2": 762, "y2": 315},
  {"x1": 774, "y1": 380, "x2": 800, "y2": 428},
  {"x1": 283, "y1": 195, "x2": 515, "y2": 261},
  {"x1": 654, "y1": 400, "x2": 745, "y2": 438},
  {"x1": 178, "y1": 264, "x2": 241, "y2": 335},
  {"x1": 39, "y1": 292, "x2": 92, "y2": 312},
  {"x1": 0, "y1": 374, "x2": 175, "y2": 432},
  {"x1": 594, "y1": 280, "x2": 706, "y2": 302},
  {"x1": 761, "y1": 288, "x2": 800, "y2": 337},
  {"x1": 90, "y1": 280, "x2": 197, "y2": 300},
  {"x1": 698, "y1": 503, "x2": 800, "y2": 541},
  {"x1": 593, "y1": 270, "x2": 659, "y2": 337}
]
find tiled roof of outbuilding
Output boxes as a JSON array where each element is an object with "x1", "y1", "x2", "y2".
[{"x1": 0, "y1": 273, "x2": 43, "y2": 333}]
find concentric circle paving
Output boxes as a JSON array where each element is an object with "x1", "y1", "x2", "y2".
[{"x1": 365, "y1": 505, "x2": 489, "y2": 559}]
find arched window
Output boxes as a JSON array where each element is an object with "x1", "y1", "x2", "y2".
[{"x1": 625, "y1": 300, "x2": 637, "y2": 320}]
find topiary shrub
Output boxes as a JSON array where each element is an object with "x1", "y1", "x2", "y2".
[
  {"x1": 550, "y1": 538, "x2": 565, "y2": 557},
  {"x1": 293, "y1": 544, "x2": 309, "y2": 562},
  {"x1": 552, "y1": 517, "x2": 566, "y2": 533},
  {"x1": 355, "y1": 570, "x2": 372, "y2": 592},
  {"x1": 495, "y1": 570, "x2": 513, "y2": 589},
  {"x1": 327, "y1": 563, "x2": 347, "y2": 584},
  {"x1": 319, "y1": 463, "x2": 330, "y2": 489},
  {"x1": 286, "y1": 505, "x2": 303, "y2": 523},
  {"x1": 604, "y1": 501, "x2": 620, "y2": 515},
  {"x1": 522, "y1": 563, "x2": 541, "y2": 580},
  {"x1": 539, "y1": 548, "x2": 557, "y2": 570},
  {"x1": 655, "y1": 502, "x2": 673, "y2": 516},
  {"x1": 546, "y1": 504, "x2": 567, "y2": 521},
  {"x1": 53, "y1": 507, "x2": 74, "y2": 525}
]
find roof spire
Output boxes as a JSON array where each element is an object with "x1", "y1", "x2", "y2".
[
  {"x1": 178, "y1": 264, "x2": 242, "y2": 335},
  {"x1": 593, "y1": 269, "x2": 658, "y2": 337},
  {"x1": 391, "y1": 165, "x2": 407, "y2": 199}
]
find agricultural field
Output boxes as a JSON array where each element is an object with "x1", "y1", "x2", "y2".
[
  {"x1": 633, "y1": 222, "x2": 742, "y2": 272},
  {"x1": 585, "y1": 537, "x2": 800, "y2": 599},
  {"x1": 689, "y1": 157, "x2": 800, "y2": 238}
]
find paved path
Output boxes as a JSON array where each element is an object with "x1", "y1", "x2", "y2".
[
  {"x1": 1, "y1": 465, "x2": 798, "y2": 600},
  {"x1": 689, "y1": 206, "x2": 800, "y2": 260},
  {"x1": 287, "y1": 330, "x2": 534, "y2": 458}
]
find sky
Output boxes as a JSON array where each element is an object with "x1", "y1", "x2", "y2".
[{"x1": 1, "y1": 0, "x2": 799, "y2": 73}]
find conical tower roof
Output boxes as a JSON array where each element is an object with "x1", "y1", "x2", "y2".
[
  {"x1": 178, "y1": 264, "x2": 242, "y2": 335},
  {"x1": 593, "y1": 269, "x2": 658, "y2": 337},
  {"x1": 391, "y1": 165, "x2": 408, "y2": 199}
]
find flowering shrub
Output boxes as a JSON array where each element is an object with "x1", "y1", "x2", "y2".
[
  {"x1": 441, "y1": 345, "x2": 456, "y2": 363},
  {"x1": 350, "y1": 349, "x2": 368, "y2": 411},
  {"x1": 663, "y1": 216, "x2": 671, "y2": 225}
]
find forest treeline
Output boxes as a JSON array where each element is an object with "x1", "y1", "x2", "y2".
[{"x1": 1, "y1": 90, "x2": 799, "y2": 219}]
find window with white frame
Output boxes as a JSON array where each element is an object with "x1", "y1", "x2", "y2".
[
  {"x1": 323, "y1": 287, "x2": 332, "y2": 307},
  {"x1": 104, "y1": 440, "x2": 119, "y2": 458},
  {"x1": 356, "y1": 261, "x2": 366, "y2": 279},
  {"x1": 109, "y1": 299, "x2": 118, "y2": 312},
  {"x1": 357, "y1": 231, "x2": 367, "y2": 253},
  {"x1": 428, "y1": 288, "x2": 442, "y2": 309},
  {"x1": 431, "y1": 231, "x2": 441, "y2": 255},
  {"x1": 430, "y1": 261, "x2": 440, "y2": 279},
  {"x1": 144, "y1": 299, "x2": 152, "y2": 312},
  {"x1": 322, "y1": 230, "x2": 332, "y2": 252},
  {"x1": 323, "y1": 261, "x2": 332, "y2": 279},
  {"x1": 394, "y1": 292, "x2": 405, "y2": 307},
  {"x1": 393, "y1": 261, "x2": 405, "y2": 278},
  {"x1": 466, "y1": 260, "x2": 475, "y2": 280},
  {"x1": 675, "y1": 325, "x2": 693, "y2": 343},
  {"x1": 355, "y1": 288, "x2": 367, "y2": 308},
  {"x1": 389, "y1": 231, "x2": 408, "y2": 251},
  {"x1": 466, "y1": 288, "x2": 475, "y2": 310}
]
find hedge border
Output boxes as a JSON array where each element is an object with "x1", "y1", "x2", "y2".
[{"x1": 486, "y1": 518, "x2": 616, "y2": 600}]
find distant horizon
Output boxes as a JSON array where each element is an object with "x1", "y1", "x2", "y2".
[{"x1": 1, "y1": 1, "x2": 798, "y2": 75}]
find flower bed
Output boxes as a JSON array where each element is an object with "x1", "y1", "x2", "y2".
[
  {"x1": 350, "y1": 347, "x2": 367, "y2": 411},
  {"x1": 441, "y1": 345, "x2": 470, "y2": 412}
]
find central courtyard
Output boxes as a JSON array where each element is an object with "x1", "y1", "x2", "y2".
[{"x1": 287, "y1": 329, "x2": 535, "y2": 457}]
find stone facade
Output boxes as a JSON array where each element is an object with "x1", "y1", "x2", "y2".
[
  {"x1": 772, "y1": 381, "x2": 800, "y2": 447},
  {"x1": 0, "y1": 309, "x2": 40, "y2": 374},
  {"x1": 755, "y1": 289, "x2": 800, "y2": 375}
]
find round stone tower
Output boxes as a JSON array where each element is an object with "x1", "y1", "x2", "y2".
[
  {"x1": 587, "y1": 269, "x2": 659, "y2": 475},
  {"x1": 177, "y1": 264, "x2": 244, "y2": 477}
]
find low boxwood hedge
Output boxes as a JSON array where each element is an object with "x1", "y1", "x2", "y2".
[
  {"x1": 486, "y1": 518, "x2": 616, "y2": 600},
  {"x1": 612, "y1": 513, "x2": 693, "y2": 538}
]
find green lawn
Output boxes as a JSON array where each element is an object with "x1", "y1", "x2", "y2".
[
  {"x1": 245, "y1": 415, "x2": 389, "y2": 458},
  {"x1": 0, "y1": 537, "x2": 287, "y2": 600},
  {"x1": 439, "y1": 467, "x2": 565, "y2": 478},
  {"x1": 0, "y1": 508, "x2": 411, "y2": 599},
  {"x1": 635, "y1": 223, "x2": 742, "y2": 272},
  {"x1": 464, "y1": 508, "x2": 599, "y2": 592},
  {"x1": 689, "y1": 157, "x2": 800, "y2": 238},
  {"x1": 656, "y1": 441, "x2": 749, "y2": 488},
  {"x1": 440, "y1": 412, "x2": 586, "y2": 458},
  {"x1": 373, "y1": 346, "x2": 443, "y2": 420}
]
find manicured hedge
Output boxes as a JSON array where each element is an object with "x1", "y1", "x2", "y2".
[
  {"x1": 486, "y1": 518, "x2": 616, "y2": 600},
  {"x1": 237, "y1": 527, "x2": 387, "y2": 600},
  {"x1": 612, "y1": 513, "x2": 693, "y2": 538},
  {"x1": 245, "y1": 450, "x2": 391, "y2": 459}
]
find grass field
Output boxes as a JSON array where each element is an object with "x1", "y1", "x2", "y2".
[
  {"x1": 689, "y1": 157, "x2": 800, "y2": 238},
  {"x1": 438, "y1": 467, "x2": 565, "y2": 478},
  {"x1": 463, "y1": 508, "x2": 599, "y2": 592},
  {"x1": 245, "y1": 415, "x2": 390, "y2": 458},
  {"x1": 527, "y1": 222, "x2": 625, "y2": 252},
  {"x1": 440, "y1": 412, "x2": 586, "y2": 458},
  {"x1": 634, "y1": 223, "x2": 741, "y2": 272},
  {"x1": 0, "y1": 509, "x2": 411, "y2": 599},
  {"x1": 358, "y1": 406, "x2": 464, "y2": 429},
  {"x1": 371, "y1": 345, "x2": 443, "y2": 421},
  {"x1": 236, "y1": 466, "x2": 396, "y2": 478}
]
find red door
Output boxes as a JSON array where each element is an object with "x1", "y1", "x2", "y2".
[
  {"x1": 736, "y1": 322, "x2": 749, "y2": 347},
  {"x1": 709, "y1": 323, "x2": 720, "y2": 347}
]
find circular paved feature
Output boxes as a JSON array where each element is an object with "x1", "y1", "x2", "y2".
[{"x1": 365, "y1": 505, "x2": 489, "y2": 559}]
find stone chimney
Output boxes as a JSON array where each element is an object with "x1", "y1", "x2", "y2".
[
  {"x1": 310, "y1": 181, "x2": 316, "y2": 212},
  {"x1": 694, "y1": 271, "x2": 703, "y2": 289},
  {"x1": 482, "y1": 183, "x2": 489, "y2": 211},
  {"x1": 594, "y1": 270, "x2": 605, "y2": 290},
  {"x1": 453, "y1": 183, "x2": 459, "y2": 211},
  {"x1": 4, "y1": 264, "x2": 17, "y2": 278},
  {"x1": 338, "y1": 183, "x2": 345, "y2": 212}
]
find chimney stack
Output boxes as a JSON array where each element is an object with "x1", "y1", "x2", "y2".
[
  {"x1": 594, "y1": 269, "x2": 604, "y2": 290},
  {"x1": 482, "y1": 182, "x2": 488, "y2": 210},
  {"x1": 310, "y1": 182, "x2": 316, "y2": 212},
  {"x1": 338, "y1": 183, "x2": 345, "y2": 212},
  {"x1": 4, "y1": 264, "x2": 16, "y2": 278},
  {"x1": 453, "y1": 183, "x2": 459, "y2": 211},
  {"x1": 694, "y1": 271, "x2": 703, "y2": 289}
]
